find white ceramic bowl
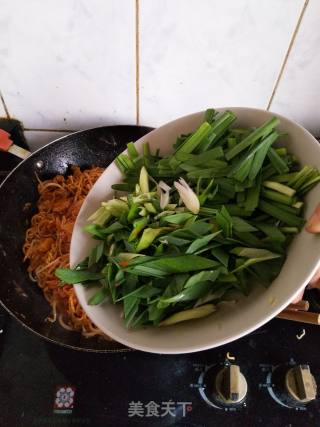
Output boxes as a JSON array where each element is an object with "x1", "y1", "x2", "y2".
[{"x1": 70, "y1": 107, "x2": 320, "y2": 354}]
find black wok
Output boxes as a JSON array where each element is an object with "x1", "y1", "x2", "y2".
[{"x1": 0, "y1": 125, "x2": 153, "y2": 352}]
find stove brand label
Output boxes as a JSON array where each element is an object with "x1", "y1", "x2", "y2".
[
  {"x1": 128, "y1": 400, "x2": 192, "y2": 418},
  {"x1": 53, "y1": 385, "x2": 76, "y2": 415}
]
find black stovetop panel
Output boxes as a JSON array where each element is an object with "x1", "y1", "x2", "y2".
[{"x1": 1, "y1": 303, "x2": 320, "y2": 427}]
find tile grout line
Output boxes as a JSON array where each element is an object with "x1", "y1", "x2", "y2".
[
  {"x1": 266, "y1": 0, "x2": 309, "y2": 111},
  {"x1": 135, "y1": 0, "x2": 140, "y2": 125},
  {"x1": 0, "y1": 91, "x2": 11, "y2": 119}
]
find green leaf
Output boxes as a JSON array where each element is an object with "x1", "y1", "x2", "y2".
[
  {"x1": 185, "y1": 221, "x2": 213, "y2": 235},
  {"x1": 124, "y1": 292, "x2": 140, "y2": 328},
  {"x1": 267, "y1": 147, "x2": 289, "y2": 174},
  {"x1": 228, "y1": 132, "x2": 278, "y2": 182},
  {"x1": 87, "y1": 206, "x2": 112, "y2": 226},
  {"x1": 130, "y1": 309, "x2": 149, "y2": 328},
  {"x1": 184, "y1": 270, "x2": 221, "y2": 288},
  {"x1": 233, "y1": 231, "x2": 262, "y2": 247},
  {"x1": 231, "y1": 247, "x2": 281, "y2": 259},
  {"x1": 263, "y1": 181, "x2": 296, "y2": 197},
  {"x1": 231, "y1": 247, "x2": 282, "y2": 273},
  {"x1": 280, "y1": 226, "x2": 299, "y2": 234},
  {"x1": 88, "y1": 287, "x2": 109, "y2": 305},
  {"x1": 114, "y1": 229, "x2": 130, "y2": 242},
  {"x1": 299, "y1": 175, "x2": 320, "y2": 195},
  {"x1": 198, "y1": 179, "x2": 215, "y2": 205},
  {"x1": 232, "y1": 156, "x2": 254, "y2": 182},
  {"x1": 254, "y1": 223, "x2": 286, "y2": 242},
  {"x1": 159, "y1": 304, "x2": 215, "y2": 326},
  {"x1": 186, "y1": 231, "x2": 221, "y2": 254},
  {"x1": 75, "y1": 258, "x2": 89, "y2": 270},
  {"x1": 166, "y1": 221, "x2": 212, "y2": 241},
  {"x1": 119, "y1": 255, "x2": 154, "y2": 266},
  {"x1": 258, "y1": 200, "x2": 304, "y2": 227},
  {"x1": 287, "y1": 166, "x2": 314, "y2": 189},
  {"x1": 174, "y1": 121, "x2": 212, "y2": 155},
  {"x1": 232, "y1": 217, "x2": 257, "y2": 233},
  {"x1": 128, "y1": 217, "x2": 149, "y2": 241},
  {"x1": 245, "y1": 174, "x2": 261, "y2": 211},
  {"x1": 117, "y1": 284, "x2": 161, "y2": 302},
  {"x1": 228, "y1": 137, "x2": 237, "y2": 150},
  {"x1": 127, "y1": 141, "x2": 139, "y2": 160},
  {"x1": 115, "y1": 154, "x2": 134, "y2": 174},
  {"x1": 180, "y1": 160, "x2": 228, "y2": 172},
  {"x1": 159, "y1": 235, "x2": 191, "y2": 246},
  {"x1": 223, "y1": 205, "x2": 252, "y2": 217},
  {"x1": 124, "y1": 255, "x2": 221, "y2": 277},
  {"x1": 219, "y1": 273, "x2": 238, "y2": 283},
  {"x1": 98, "y1": 199, "x2": 129, "y2": 221},
  {"x1": 55, "y1": 268, "x2": 105, "y2": 284},
  {"x1": 163, "y1": 213, "x2": 194, "y2": 224},
  {"x1": 272, "y1": 172, "x2": 298, "y2": 183},
  {"x1": 88, "y1": 242, "x2": 104, "y2": 267},
  {"x1": 187, "y1": 167, "x2": 229, "y2": 179},
  {"x1": 127, "y1": 203, "x2": 140, "y2": 222},
  {"x1": 183, "y1": 147, "x2": 224, "y2": 167},
  {"x1": 194, "y1": 242, "x2": 222, "y2": 255},
  {"x1": 84, "y1": 223, "x2": 106, "y2": 239},
  {"x1": 158, "y1": 281, "x2": 213, "y2": 304},
  {"x1": 249, "y1": 258, "x2": 284, "y2": 284},
  {"x1": 204, "y1": 108, "x2": 216, "y2": 124},
  {"x1": 112, "y1": 183, "x2": 134, "y2": 192},
  {"x1": 136, "y1": 228, "x2": 167, "y2": 252},
  {"x1": 211, "y1": 247, "x2": 229, "y2": 267},
  {"x1": 103, "y1": 263, "x2": 117, "y2": 303},
  {"x1": 197, "y1": 111, "x2": 237, "y2": 152},
  {"x1": 126, "y1": 264, "x2": 169, "y2": 279},
  {"x1": 248, "y1": 132, "x2": 278, "y2": 181},
  {"x1": 156, "y1": 274, "x2": 189, "y2": 308},
  {"x1": 139, "y1": 166, "x2": 149, "y2": 193},
  {"x1": 234, "y1": 270, "x2": 251, "y2": 296},
  {"x1": 101, "y1": 222, "x2": 125, "y2": 235},
  {"x1": 216, "y1": 206, "x2": 233, "y2": 237},
  {"x1": 261, "y1": 189, "x2": 294, "y2": 206},
  {"x1": 225, "y1": 117, "x2": 279, "y2": 161},
  {"x1": 148, "y1": 303, "x2": 168, "y2": 324}
]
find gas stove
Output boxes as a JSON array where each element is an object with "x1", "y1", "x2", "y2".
[{"x1": 0, "y1": 124, "x2": 320, "y2": 427}]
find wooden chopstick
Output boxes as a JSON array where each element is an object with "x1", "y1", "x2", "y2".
[
  {"x1": 277, "y1": 310, "x2": 320, "y2": 325},
  {"x1": 287, "y1": 300, "x2": 310, "y2": 312}
]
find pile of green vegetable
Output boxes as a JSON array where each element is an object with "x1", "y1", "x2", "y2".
[{"x1": 56, "y1": 109, "x2": 320, "y2": 328}]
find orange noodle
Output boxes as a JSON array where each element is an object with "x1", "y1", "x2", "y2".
[{"x1": 23, "y1": 166, "x2": 110, "y2": 339}]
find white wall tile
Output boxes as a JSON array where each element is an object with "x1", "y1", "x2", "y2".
[
  {"x1": 270, "y1": 0, "x2": 320, "y2": 137},
  {"x1": 25, "y1": 130, "x2": 72, "y2": 152},
  {"x1": 0, "y1": 0, "x2": 136, "y2": 130},
  {"x1": 139, "y1": 0, "x2": 304, "y2": 127}
]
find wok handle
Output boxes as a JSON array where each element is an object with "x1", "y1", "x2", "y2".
[
  {"x1": 5, "y1": 143, "x2": 30, "y2": 159},
  {"x1": 0, "y1": 129, "x2": 30, "y2": 159}
]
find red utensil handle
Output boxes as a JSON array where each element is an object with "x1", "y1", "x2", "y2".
[{"x1": 0, "y1": 129, "x2": 13, "y2": 152}]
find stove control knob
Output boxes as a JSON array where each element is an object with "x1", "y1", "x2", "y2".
[
  {"x1": 214, "y1": 364, "x2": 247, "y2": 404},
  {"x1": 285, "y1": 365, "x2": 317, "y2": 403}
]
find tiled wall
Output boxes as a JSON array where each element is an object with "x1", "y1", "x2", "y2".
[{"x1": 0, "y1": 0, "x2": 319, "y2": 152}]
